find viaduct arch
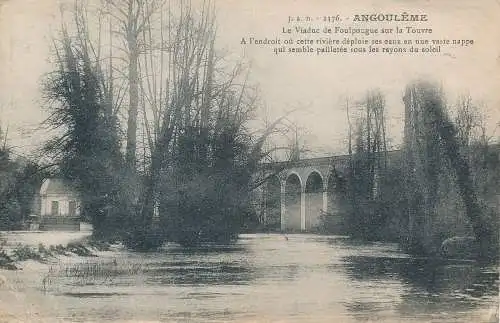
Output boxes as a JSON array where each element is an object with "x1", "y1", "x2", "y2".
[{"x1": 260, "y1": 155, "x2": 350, "y2": 232}]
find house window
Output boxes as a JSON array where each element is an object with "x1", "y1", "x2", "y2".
[
  {"x1": 69, "y1": 201, "x2": 77, "y2": 217},
  {"x1": 51, "y1": 201, "x2": 59, "y2": 216}
]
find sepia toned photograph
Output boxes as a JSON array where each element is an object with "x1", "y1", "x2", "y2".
[{"x1": 0, "y1": 0, "x2": 499, "y2": 322}]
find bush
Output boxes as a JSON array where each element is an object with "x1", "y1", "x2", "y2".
[
  {"x1": 0, "y1": 239, "x2": 17, "y2": 270},
  {"x1": 158, "y1": 170, "x2": 250, "y2": 247},
  {"x1": 12, "y1": 244, "x2": 45, "y2": 261},
  {"x1": 66, "y1": 242, "x2": 95, "y2": 257}
]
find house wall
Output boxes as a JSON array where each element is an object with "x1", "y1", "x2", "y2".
[{"x1": 40, "y1": 193, "x2": 80, "y2": 217}]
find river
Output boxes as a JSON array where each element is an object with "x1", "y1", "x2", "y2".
[{"x1": 5, "y1": 234, "x2": 500, "y2": 322}]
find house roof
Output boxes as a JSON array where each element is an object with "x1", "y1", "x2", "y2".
[{"x1": 40, "y1": 178, "x2": 77, "y2": 196}]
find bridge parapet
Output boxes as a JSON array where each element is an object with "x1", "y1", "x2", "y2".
[{"x1": 260, "y1": 154, "x2": 350, "y2": 191}]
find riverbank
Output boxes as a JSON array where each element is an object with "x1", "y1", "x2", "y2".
[{"x1": 0, "y1": 228, "x2": 112, "y2": 322}]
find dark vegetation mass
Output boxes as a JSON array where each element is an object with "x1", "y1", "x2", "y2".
[
  {"x1": 324, "y1": 83, "x2": 499, "y2": 261},
  {"x1": 39, "y1": 0, "x2": 276, "y2": 250}
]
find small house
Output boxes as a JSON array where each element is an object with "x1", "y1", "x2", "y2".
[{"x1": 37, "y1": 178, "x2": 81, "y2": 231}]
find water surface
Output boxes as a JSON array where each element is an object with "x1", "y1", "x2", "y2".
[{"x1": 42, "y1": 234, "x2": 499, "y2": 322}]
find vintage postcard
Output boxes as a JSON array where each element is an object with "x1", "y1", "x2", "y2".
[{"x1": 0, "y1": 0, "x2": 498, "y2": 322}]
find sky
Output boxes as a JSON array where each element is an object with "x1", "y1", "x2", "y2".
[{"x1": 0, "y1": 0, "x2": 499, "y2": 159}]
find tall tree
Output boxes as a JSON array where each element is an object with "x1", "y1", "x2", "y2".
[
  {"x1": 42, "y1": 11, "x2": 124, "y2": 239},
  {"x1": 343, "y1": 90, "x2": 389, "y2": 239},
  {"x1": 103, "y1": 0, "x2": 164, "y2": 171},
  {"x1": 402, "y1": 82, "x2": 442, "y2": 253},
  {"x1": 43, "y1": 0, "x2": 288, "y2": 248},
  {"x1": 402, "y1": 80, "x2": 496, "y2": 259}
]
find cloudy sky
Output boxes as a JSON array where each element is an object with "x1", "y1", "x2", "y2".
[{"x1": 1, "y1": 0, "x2": 499, "y2": 158}]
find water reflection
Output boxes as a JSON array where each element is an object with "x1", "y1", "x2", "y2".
[
  {"x1": 342, "y1": 254, "x2": 499, "y2": 320},
  {"x1": 142, "y1": 242, "x2": 256, "y2": 286},
  {"x1": 144, "y1": 260, "x2": 255, "y2": 285},
  {"x1": 160, "y1": 244, "x2": 248, "y2": 255},
  {"x1": 62, "y1": 292, "x2": 128, "y2": 298}
]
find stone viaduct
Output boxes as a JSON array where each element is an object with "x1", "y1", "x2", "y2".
[{"x1": 257, "y1": 155, "x2": 351, "y2": 232}]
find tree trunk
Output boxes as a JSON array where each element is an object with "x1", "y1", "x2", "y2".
[
  {"x1": 428, "y1": 101, "x2": 495, "y2": 259},
  {"x1": 126, "y1": 34, "x2": 139, "y2": 171}
]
